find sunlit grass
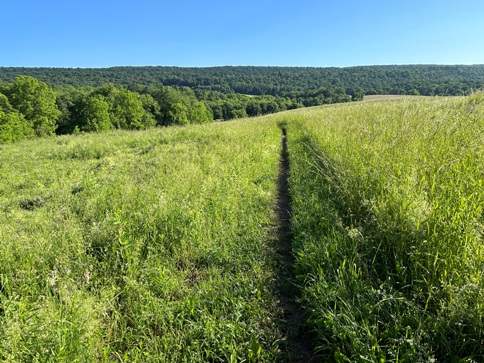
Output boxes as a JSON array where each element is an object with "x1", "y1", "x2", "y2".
[
  {"x1": 281, "y1": 95, "x2": 484, "y2": 361},
  {"x1": 2, "y1": 95, "x2": 484, "y2": 361},
  {"x1": 0, "y1": 120, "x2": 285, "y2": 362}
]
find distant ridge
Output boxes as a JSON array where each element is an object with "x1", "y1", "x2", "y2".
[{"x1": 1, "y1": 64, "x2": 483, "y2": 96}]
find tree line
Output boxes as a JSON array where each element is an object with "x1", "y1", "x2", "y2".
[
  {"x1": 3, "y1": 63, "x2": 483, "y2": 143},
  {"x1": 1, "y1": 65, "x2": 483, "y2": 96},
  {"x1": 0, "y1": 75, "x2": 356, "y2": 143}
]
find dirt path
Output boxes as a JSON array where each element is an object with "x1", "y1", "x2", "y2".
[{"x1": 276, "y1": 128, "x2": 314, "y2": 362}]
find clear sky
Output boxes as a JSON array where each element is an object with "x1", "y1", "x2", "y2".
[{"x1": 1, "y1": 0, "x2": 483, "y2": 68}]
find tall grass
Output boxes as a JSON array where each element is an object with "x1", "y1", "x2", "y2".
[
  {"x1": 2, "y1": 95, "x2": 484, "y2": 361},
  {"x1": 0, "y1": 119, "x2": 285, "y2": 361},
  {"x1": 282, "y1": 95, "x2": 484, "y2": 361}
]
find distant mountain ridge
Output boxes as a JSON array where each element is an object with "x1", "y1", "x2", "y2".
[{"x1": 1, "y1": 65, "x2": 484, "y2": 96}]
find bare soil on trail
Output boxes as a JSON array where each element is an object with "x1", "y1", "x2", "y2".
[{"x1": 275, "y1": 128, "x2": 314, "y2": 362}]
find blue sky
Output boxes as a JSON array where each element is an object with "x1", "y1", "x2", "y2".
[{"x1": 1, "y1": 0, "x2": 483, "y2": 68}]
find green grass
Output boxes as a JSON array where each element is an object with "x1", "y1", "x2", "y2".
[
  {"x1": 281, "y1": 95, "x2": 484, "y2": 361},
  {"x1": 0, "y1": 120, "x2": 287, "y2": 362},
  {"x1": 2, "y1": 95, "x2": 484, "y2": 362}
]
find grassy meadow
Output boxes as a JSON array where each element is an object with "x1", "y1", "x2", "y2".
[
  {"x1": 0, "y1": 119, "x2": 288, "y2": 362},
  {"x1": 284, "y1": 95, "x2": 484, "y2": 361},
  {"x1": 1, "y1": 94, "x2": 484, "y2": 362}
]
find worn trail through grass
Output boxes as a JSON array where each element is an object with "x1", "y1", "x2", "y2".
[
  {"x1": 5, "y1": 96, "x2": 483, "y2": 361},
  {"x1": 275, "y1": 126, "x2": 314, "y2": 362}
]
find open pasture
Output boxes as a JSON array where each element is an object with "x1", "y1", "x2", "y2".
[
  {"x1": 284, "y1": 95, "x2": 484, "y2": 361},
  {"x1": 1, "y1": 94, "x2": 484, "y2": 361},
  {"x1": 0, "y1": 119, "x2": 288, "y2": 362}
]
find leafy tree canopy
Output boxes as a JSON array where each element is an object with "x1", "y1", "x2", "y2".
[
  {"x1": 1, "y1": 75, "x2": 61, "y2": 137},
  {"x1": 1, "y1": 65, "x2": 483, "y2": 97},
  {"x1": 0, "y1": 109, "x2": 34, "y2": 143}
]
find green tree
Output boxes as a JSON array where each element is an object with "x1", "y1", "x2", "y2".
[
  {"x1": 347, "y1": 87, "x2": 365, "y2": 101},
  {"x1": 169, "y1": 102, "x2": 189, "y2": 125},
  {"x1": 188, "y1": 102, "x2": 212, "y2": 124},
  {"x1": 153, "y1": 87, "x2": 188, "y2": 125},
  {"x1": 208, "y1": 101, "x2": 224, "y2": 120},
  {"x1": 2, "y1": 76, "x2": 61, "y2": 137},
  {"x1": 55, "y1": 86, "x2": 86, "y2": 134},
  {"x1": 0, "y1": 93, "x2": 14, "y2": 112},
  {"x1": 246, "y1": 101, "x2": 262, "y2": 117},
  {"x1": 0, "y1": 93, "x2": 34, "y2": 143},
  {"x1": 112, "y1": 90, "x2": 148, "y2": 129},
  {"x1": 79, "y1": 95, "x2": 112, "y2": 132},
  {"x1": 138, "y1": 94, "x2": 159, "y2": 128},
  {"x1": 409, "y1": 88, "x2": 420, "y2": 96},
  {"x1": 0, "y1": 110, "x2": 34, "y2": 143}
]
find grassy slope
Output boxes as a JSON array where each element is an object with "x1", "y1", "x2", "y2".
[
  {"x1": 2, "y1": 95, "x2": 484, "y2": 362},
  {"x1": 282, "y1": 96, "x2": 484, "y2": 361},
  {"x1": 0, "y1": 119, "x2": 285, "y2": 362}
]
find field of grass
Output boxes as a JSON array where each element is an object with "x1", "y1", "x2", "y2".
[
  {"x1": 1, "y1": 95, "x2": 484, "y2": 362},
  {"x1": 283, "y1": 95, "x2": 484, "y2": 361},
  {"x1": 363, "y1": 95, "x2": 415, "y2": 101},
  {"x1": 0, "y1": 119, "x2": 290, "y2": 362}
]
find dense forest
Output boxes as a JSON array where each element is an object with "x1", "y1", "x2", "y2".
[
  {"x1": 0, "y1": 75, "x2": 314, "y2": 143},
  {"x1": 1, "y1": 65, "x2": 483, "y2": 142},
  {"x1": 2, "y1": 64, "x2": 484, "y2": 96}
]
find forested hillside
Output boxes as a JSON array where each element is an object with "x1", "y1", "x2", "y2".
[
  {"x1": 0, "y1": 75, "x2": 311, "y2": 142},
  {"x1": 1, "y1": 64, "x2": 484, "y2": 96},
  {"x1": 2, "y1": 65, "x2": 484, "y2": 142}
]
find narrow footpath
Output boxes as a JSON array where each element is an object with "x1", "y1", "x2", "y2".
[{"x1": 276, "y1": 128, "x2": 314, "y2": 362}]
